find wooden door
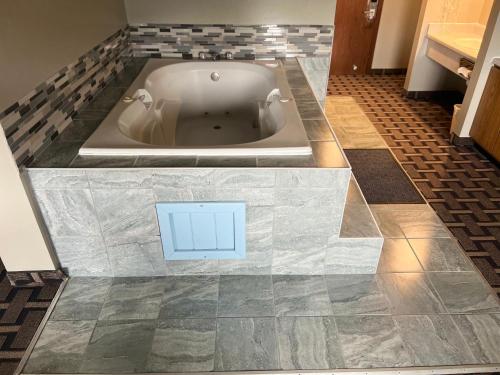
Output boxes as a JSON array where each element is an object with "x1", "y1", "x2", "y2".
[
  {"x1": 330, "y1": 0, "x2": 384, "y2": 75},
  {"x1": 470, "y1": 65, "x2": 500, "y2": 162}
]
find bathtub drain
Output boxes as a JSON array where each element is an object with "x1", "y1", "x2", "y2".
[{"x1": 213, "y1": 125, "x2": 221, "y2": 130}]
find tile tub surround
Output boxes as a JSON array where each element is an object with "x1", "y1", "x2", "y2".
[
  {"x1": 21, "y1": 275, "x2": 500, "y2": 374},
  {"x1": 0, "y1": 29, "x2": 131, "y2": 167},
  {"x1": 129, "y1": 24, "x2": 333, "y2": 60},
  {"x1": 25, "y1": 167, "x2": 352, "y2": 276}
]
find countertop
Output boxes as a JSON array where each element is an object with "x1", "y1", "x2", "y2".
[{"x1": 427, "y1": 23, "x2": 485, "y2": 61}]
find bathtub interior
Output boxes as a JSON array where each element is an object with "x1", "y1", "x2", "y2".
[{"x1": 118, "y1": 62, "x2": 286, "y2": 147}]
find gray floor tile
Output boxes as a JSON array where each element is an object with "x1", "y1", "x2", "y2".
[
  {"x1": 379, "y1": 273, "x2": 446, "y2": 314},
  {"x1": 376, "y1": 239, "x2": 423, "y2": 273},
  {"x1": 394, "y1": 315, "x2": 476, "y2": 366},
  {"x1": 99, "y1": 278, "x2": 164, "y2": 320},
  {"x1": 51, "y1": 278, "x2": 111, "y2": 321},
  {"x1": 335, "y1": 316, "x2": 413, "y2": 368},
  {"x1": 409, "y1": 238, "x2": 474, "y2": 272},
  {"x1": 214, "y1": 317, "x2": 278, "y2": 371},
  {"x1": 218, "y1": 275, "x2": 274, "y2": 317},
  {"x1": 428, "y1": 272, "x2": 500, "y2": 313},
  {"x1": 452, "y1": 314, "x2": 500, "y2": 364},
  {"x1": 273, "y1": 275, "x2": 332, "y2": 316},
  {"x1": 24, "y1": 320, "x2": 95, "y2": 374},
  {"x1": 147, "y1": 319, "x2": 216, "y2": 372},
  {"x1": 326, "y1": 274, "x2": 391, "y2": 315},
  {"x1": 276, "y1": 316, "x2": 344, "y2": 369},
  {"x1": 80, "y1": 320, "x2": 155, "y2": 373},
  {"x1": 159, "y1": 276, "x2": 219, "y2": 318}
]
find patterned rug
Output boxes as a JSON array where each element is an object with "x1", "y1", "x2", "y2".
[
  {"x1": 328, "y1": 74, "x2": 500, "y2": 296},
  {"x1": 0, "y1": 261, "x2": 63, "y2": 375}
]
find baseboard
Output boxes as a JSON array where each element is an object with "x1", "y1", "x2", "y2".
[
  {"x1": 370, "y1": 68, "x2": 407, "y2": 75},
  {"x1": 450, "y1": 133, "x2": 474, "y2": 146}
]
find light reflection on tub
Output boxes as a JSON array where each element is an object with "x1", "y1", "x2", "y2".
[{"x1": 80, "y1": 59, "x2": 312, "y2": 156}]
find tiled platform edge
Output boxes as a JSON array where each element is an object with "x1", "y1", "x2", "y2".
[
  {"x1": 24, "y1": 167, "x2": 356, "y2": 276},
  {"x1": 0, "y1": 29, "x2": 131, "y2": 166},
  {"x1": 129, "y1": 24, "x2": 333, "y2": 59}
]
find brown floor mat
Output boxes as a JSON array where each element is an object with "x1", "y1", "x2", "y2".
[
  {"x1": 0, "y1": 261, "x2": 63, "y2": 375},
  {"x1": 329, "y1": 74, "x2": 500, "y2": 296}
]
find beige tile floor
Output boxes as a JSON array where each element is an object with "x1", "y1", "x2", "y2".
[{"x1": 325, "y1": 96, "x2": 387, "y2": 149}]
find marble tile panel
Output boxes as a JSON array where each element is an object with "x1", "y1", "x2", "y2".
[
  {"x1": 80, "y1": 319, "x2": 155, "y2": 373},
  {"x1": 147, "y1": 319, "x2": 216, "y2": 372},
  {"x1": 24, "y1": 320, "x2": 95, "y2": 374},
  {"x1": 326, "y1": 274, "x2": 391, "y2": 315},
  {"x1": 99, "y1": 277, "x2": 165, "y2": 320},
  {"x1": 52, "y1": 236, "x2": 111, "y2": 276},
  {"x1": 153, "y1": 187, "x2": 216, "y2": 202},
  {"x1": 452, "y1": 314, "x2": 500, "y2": 364},
  {"x1": 335, "y1": 316, "x2": 413, "y2": 368},
  {"x1": 51, "y1": 278, "x2": 111, "y2": 321},
  {"x1": 257, "y1": 155, "x2": 315, "y2": 167},
  {"x1": 276, "y1": 316, "x2": 344, "y2": 370},
  {"x1": 34, "y1": 189, "x2": 100, "y2": 237},
  {"x1": 218, "y1": 275, "x2": 274, "y2": 317},
  {"x1": 211, "y1": 169, "x2": 276, "y2": 187},
  {"x1": 106, "y1": 237, "x2": 166, "y2": 277},
  {"x1": 377, "y1": 238, "x2": 423, "y2": 273},
  {"x1": 394, "y1": 315, "x2": 476, "y2": 366},
  {"x1": 274, "y1": 205, "x2": 342, "y2": 237},
  {"x1": 215, "y1": 187, "x2": 274, "y2": 206},
  {"x1": 274, "y1": 188, "x2": 341, "y2": 208},
  {"x1": 214, "y1": 317, "x2": 278, "y2": 371},
  {"x1": 428, "y1": 272, "x2": 499, "y2": 313},
  {"x1": 152, "y1": 169, "x2": 214, "y2": 189},
  {"x1": 370, "y1": 204, "x2": 450, "y2": 239},
  {"x1": 379, "y1": 273, "x2": 446, "y2": 314},
  {"x1": 159, "y1": 276, "x2": 219, "y2": 318},
  {"x1": 409, "y1": 238, "x2": 474, "y2": 272},
  {"x1": 276, "y1": 168, "x2": 350, "y2": 187},
  {"x1": 165, "y1": 259, "x2": 220, "y2": 275},
  {"x1": 272, "y1": 235, "x2": 327, "y2": 275},
  {"x1": 92, "y1": 188, "x2": 159, "y2": 241},
  {"x1": 273, "y1": 275, "x2": 332, "y2": 316},
  {"x1": 26, "y1": 169, "x2": 89, "y2": 189},
  {"x1": 87, "y1": 170, "x2": 152, "y2": 188}
]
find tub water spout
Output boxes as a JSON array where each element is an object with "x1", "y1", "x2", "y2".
[{"x1": 123, "y1": 89, "x2": 153, "y2": 110}]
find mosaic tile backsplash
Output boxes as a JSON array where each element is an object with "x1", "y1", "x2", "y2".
[
  {"x1": 129, "y1": 24, "x2": 333, "y2": 59},
  {"x1": 0, "y1": 29, "x2": 131, "y2": 166}
]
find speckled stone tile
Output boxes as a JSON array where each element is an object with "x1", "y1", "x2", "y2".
[
  {"x1": 276, "y1": 316, "x2": 344, "y2": 369},
  {"x1": 159, "y1": 276, "x2": 219, "y2": 318},
  {"x1": 452, "y1": 314, "x2": 500, "y2": 364},
  {"x1": 70, "y1": 156, "x2": 137, "y2": 168},
  {"x1": 51, "y1": 278, "x2": 111, "y2": 320},
  {"x1": 218, "y1": 275, "x2": 274, "y2": 317},
  {"x1": 273, "y1": 275, "x2": 332, "y2": 316},
  {"x1": 30, "y1": 140, "x2": 82, "y2": 168},
  {"x1": 80, "y1": 319, "x2": 155, "y2": 373},
  {"x1": 376, "y1": 239, "x2": 423, "y2": 273},
  {"x1": 409, "y1": 238, "x2": 474, "y2": 272},
  {"x1": 214, "y1": 318, "x2": 278, "y2": 371},
  {"x1": 379, "y1": 273, "x2": 446, "y2": 314},
  {"x1": 394, "y1": 315, "x2": 476, "y2": 366},
  {"x1": 302, "y1": 119, "x2": 334, "y2": 141},
  {"x1": 24, "y1": 320, "x2": 95, "y2": 374},
  {"x1": 428, "y1": 272, "x2": 499, "y2": 313},
  {"x1": 99, "y1": 277, "x2": 165, "y2": 320},
  {"x1": 147, "y1": 319, "x2": 216, "y2": 372},
  {"x1": 326, "y1": 274, "x2": 390, "y2": 315},
  {"x1": 335, "y1": 316, "x2": 413, "y2": 368}
]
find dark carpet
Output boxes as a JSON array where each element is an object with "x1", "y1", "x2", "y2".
[
  {"x1": 0, "y1": 261, "x2": 62, "y2": 375},
  {"x1": 329, "y1": 74, "x2": 500, "y2": 297},
  {"x1": 344, "y1": 149, "x2": 425, "y2": 204}
]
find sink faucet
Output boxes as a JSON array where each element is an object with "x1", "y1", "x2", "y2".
[
  {"x1": 122, "y1": 89, "x2": 153, "y2": 110},
  {"x1": 199, "y1": 51, "x2": 234, "y2": 61}
]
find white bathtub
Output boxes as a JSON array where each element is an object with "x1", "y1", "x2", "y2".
[{"x1": 79, "y1": 59, "x2": 312, "y2": 156}]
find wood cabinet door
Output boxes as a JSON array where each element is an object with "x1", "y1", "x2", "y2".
[{"x1": 470, "y1": 66, "x2": 500, "y2": 161}]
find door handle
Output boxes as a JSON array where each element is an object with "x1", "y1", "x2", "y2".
[{"x1": 364, "y1": 0, "x2": 379, "y2": 23}]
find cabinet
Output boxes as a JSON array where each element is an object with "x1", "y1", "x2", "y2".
[{"x1": 471, "y1": 65, "x2": 500, "y2": 161}]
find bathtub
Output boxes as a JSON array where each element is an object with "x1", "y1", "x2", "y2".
[{"x1": 79, "y1": 59, "x2": 312, "y2": 156}]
